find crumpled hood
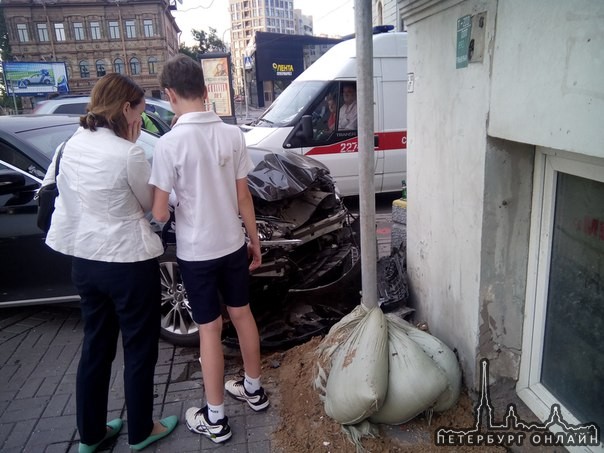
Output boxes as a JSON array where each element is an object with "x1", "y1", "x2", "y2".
[{"x1": 247, "y1": 149, "x2": 331, "y2": 202}]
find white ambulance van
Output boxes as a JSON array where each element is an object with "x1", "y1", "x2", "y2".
[{"x1": 242, "y1": 29, "x2": 408, "y2": 197}]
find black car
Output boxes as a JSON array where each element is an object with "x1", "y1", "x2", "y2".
[{"x1": 0, "y1": 115, "x2": 362, "y2": 348}]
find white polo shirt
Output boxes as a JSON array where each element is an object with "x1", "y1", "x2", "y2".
[
  {"x1": 149, "y1": 111, "x2": 254, "y2": 261},
  {"x1": 44, "y1": 127, "x2": 164, "y2": 262}
]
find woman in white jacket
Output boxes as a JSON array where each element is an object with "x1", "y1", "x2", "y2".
[{"x1": 43, "y1": 73, "x2": 177, "y2": 453}]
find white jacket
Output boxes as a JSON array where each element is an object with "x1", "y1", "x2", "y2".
[{"x1": 43, "y1": 126, "x2": 163, "y2": 262}]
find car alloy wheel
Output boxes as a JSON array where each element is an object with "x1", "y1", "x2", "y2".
[{"x1": 158, "y1": 250, "x2": 199, "y2": 346}]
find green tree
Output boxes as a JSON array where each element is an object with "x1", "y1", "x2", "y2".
[
  {"x1": 192, "y1": 27, "x2": 226, "y2": 54},
  {"x1": 178, "y1": 43, "x2": 198, "y2": 60},
  {"x1": 0, "y1": 7, "x2": 18, "y2": 113}
]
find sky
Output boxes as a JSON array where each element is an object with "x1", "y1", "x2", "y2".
[{"x1": 171, "y1": 0, "x2": 355, "y2": 47}]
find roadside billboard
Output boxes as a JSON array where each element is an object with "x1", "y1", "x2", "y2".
[
  {"x1": 199, "y1": 53, "x2": 235, "y2": 122},
  {"x1": 2, "y1": 61, "x2": 69, "y2": 96}
]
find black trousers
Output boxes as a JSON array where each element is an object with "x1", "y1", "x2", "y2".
[{"x1": 72, "y1": 257, "x2": 160, "y2": 445}]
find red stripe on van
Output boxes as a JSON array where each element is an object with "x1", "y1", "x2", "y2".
[{"x1": 305, "y1": 130, "x2": 407, "y2": 156}]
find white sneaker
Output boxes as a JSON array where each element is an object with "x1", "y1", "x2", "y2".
[
  {"x1": 225, "y1": 379, "x2": 270, "y2": 411},
  {"x1": 185, "y1": 406, "x2": 232, "y2": 443}
]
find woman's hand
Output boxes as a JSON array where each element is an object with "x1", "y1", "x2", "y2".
[{"x1": 126, "y1": 116, "x2": 142, "y2": 143}]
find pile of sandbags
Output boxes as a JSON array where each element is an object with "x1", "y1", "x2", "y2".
[{"x1": 314, "y1": 303, "x2": 461, "y2": 443}]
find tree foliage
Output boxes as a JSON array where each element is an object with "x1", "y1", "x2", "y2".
[
  {"x1": 178, "y1": 27, "x2": 226, "y2": 58},
  {"x1": 0, "y1": 7, "x2": 18, "y2": 112}
]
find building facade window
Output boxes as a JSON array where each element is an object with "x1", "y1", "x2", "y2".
[
  {"x1": 54, "y1": 23, "x2": 66, "y2": 42},
  {"x1": 519, "y1": 149, "x2": 604, "y2": 432},
  {"x1": 109, "y1": 21, "x2": 120, "y2": 39},
  {"x1": 96, "y1": 60, "x2": 106, "y2": 77},
  {"x1": 143, "y1": 19, "x2": 154, "y2": 37},
  {"x1": 90, "y1": 21, "x2": 101, "y2": 40},
  {"x1": 17, "y1": 24, "x2": 29, "y2": 42},
  {"x1": 114, "y1": 58, "x2": 125, "y2": 74},
  {"x1": 79, "y1": 60, "x2": 90, "y2": 78},
  {"x1": 129, "y1": 57, "x2": 141, "y2": 75},
  {"x1": 73, "y1": 22, "x2": 85, "y2": 40},
  {"x1": 37, "y1": 23, "x2": 49, "y2": 42},
  {"x1": 125, "y1": 20, "x2": 136, "y2": 38},
  {"x1": 148, "y1": 56, "x2": 158, "y2": 75}
]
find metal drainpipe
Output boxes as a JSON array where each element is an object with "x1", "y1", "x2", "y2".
[
  {"x1": 355, "y1": 0, "x2": 377, "y2": 310},
  {"x1": 116, "y1": 0, "x2": 129, "y2": 75},
  {"x1": 41, "y1": 1, "x2": 56, "y2": 60}
]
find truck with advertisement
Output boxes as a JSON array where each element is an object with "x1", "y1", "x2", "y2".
[{"x1": 241, "y1": 28, "x2": 408, "y2": 196}]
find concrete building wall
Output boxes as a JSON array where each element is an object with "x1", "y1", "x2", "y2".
[
  {"x1": 401, "y1": 0, "x2": 498, "y2": 389},
  {"x1": 489, "y1": 0, "x2": 604, "y2": 159},
  {"x1": 400, "y1": 0, "x2": 604, "y2": 394}
]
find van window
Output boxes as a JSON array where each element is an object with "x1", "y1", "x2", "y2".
[
  {"x1": 258, "y1": 80, "x2": 328, "y2": 127},
  {"x1": 302, "y1": 82, "x2": 358, "y2": 146}
]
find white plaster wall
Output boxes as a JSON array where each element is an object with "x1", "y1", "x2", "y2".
[
  {"x1": 489, "y1": 0, "x2": 604, "y2": 158},
  {"x1": 405, "y1": 0, "x2": 497, "y2": 388}
]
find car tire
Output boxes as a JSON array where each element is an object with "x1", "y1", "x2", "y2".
[
  {"x1": 44, "y1": 79, "x2": 51, "y2": 85},
  {"x1": 158, "y1": 248, "x2": 199, "y2": 347}
]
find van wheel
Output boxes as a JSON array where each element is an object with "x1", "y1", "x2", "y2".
[{"x1": 158, "y1": 249, "x2": 199, "y2": 347}]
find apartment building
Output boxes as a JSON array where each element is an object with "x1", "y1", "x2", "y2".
[
  {"x1": 228, "y1": 0, "x2": 295, "y2": 94},
  {"x1": 0, "y1": 0, "x2": 180, "y2": 105}
]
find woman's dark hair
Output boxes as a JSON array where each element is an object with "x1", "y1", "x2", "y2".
[
  {"x1": 159, "y1": 54, "x2": 206, "y2": 100},
  {"x1": 80, "y1": 73, "x2": 145, "y2": 140}
]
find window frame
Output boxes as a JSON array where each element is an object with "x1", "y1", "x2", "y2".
[
  {"x1": 73, "y1": 22, "x2": 85, "y2": 40},
  {"x1": 17, "y1": 23, "x2": 29, "y2": 42},
  {"x1": 90, "y1": 21, "x2": 101, "y2": 40},
  {"x1": 95, "y1": 60, "x2": 106, "y2": 77},
  {"x1": 108, "y1": 21, "x2": 120, "y2": 40},
  {"x1": 114, "y1": 58, "x2": 125, "y2": 74},
  {"x1": 125, "y1": 20, "x2": 136, "y2": 39},
  {"x1": 143, "y1": 19, "x2": 154, "y2": 38},
  {"x1": 79, "y1": 60, "x2": 90, "y2": 78},
  {"x1": 148, "y1": 56, "x2": 158, "y2": 75},
  {"x1": 37, "y1": 23, "x2": 49, "y2": 42},
  {"x1": 129, "y1": 57, "x2": 141, "y2": 75},
  {"x1": 54, "y1": 23, "x2": 66, "y2": 42},
  {"x1": 517, "y1": 148, "x2": 604, "y2": 448}
]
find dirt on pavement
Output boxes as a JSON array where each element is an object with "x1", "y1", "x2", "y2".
[{"x1": 262, "y1": 336, "x2": 506, "y2": 453}]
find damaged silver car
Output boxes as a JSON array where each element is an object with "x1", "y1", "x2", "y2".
[{"x1": 158, "y1": 150, "x2": 362, "y2": 348}]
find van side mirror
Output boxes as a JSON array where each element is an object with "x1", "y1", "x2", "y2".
[{"x1": 299, "y1": 115, "x2": 313, "y2": 140}]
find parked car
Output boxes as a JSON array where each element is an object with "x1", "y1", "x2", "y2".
[
  {"x1": 33, "y1": 95, "x2": 174, "y2": 134},
  {"x1": 0, "y1": 115, "x2": 361, "y2": 348},
  {"x1": 19, "y1": 69, "x2": 53, "y2": 87}
]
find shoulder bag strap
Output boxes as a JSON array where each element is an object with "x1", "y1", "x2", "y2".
[{"x1": 53, "y1": 139, "x2": 68, "y2": 181}]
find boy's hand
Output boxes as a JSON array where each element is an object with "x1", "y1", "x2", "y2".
[{"x1": 247, "y1": 241, "x2": 261, "y2": 271}]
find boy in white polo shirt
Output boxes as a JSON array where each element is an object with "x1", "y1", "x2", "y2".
[{"x1": 150, "y1": 54, "x2": 269, "y2": 444}]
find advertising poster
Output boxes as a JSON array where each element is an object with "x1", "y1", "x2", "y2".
[
  {"x1": 200, "y1": 56, "x2": 232, "y2": 117},
  {"x1": 2, "y1": 61, "x2": 69, "y2": 96}
]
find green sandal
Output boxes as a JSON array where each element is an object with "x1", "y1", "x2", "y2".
[
  {"x1": 78, "y1": 418, "x2": 123, "y2": 453},
  {"x1": 130, "y1": 415, "x2": 178, "y2": 451}
]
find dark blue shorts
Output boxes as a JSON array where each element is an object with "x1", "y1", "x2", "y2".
[{"x1": 177, "y1": 244, "x2": 249, "y2": 325}]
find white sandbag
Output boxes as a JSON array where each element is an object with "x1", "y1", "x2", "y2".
[
  {"x1": 368, "y1": 315, "x2": 448, "y2": 425},
  {"x1": 320, "y1": 304, "x2": 389, "y2": 425},
  {"x1": 396, "y1": 316, "x2": 462, "y2": 412}
]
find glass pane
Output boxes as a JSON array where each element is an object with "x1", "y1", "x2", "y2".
[{"x1": 541, "y1": 173, "x2": 604, "y2": 428}]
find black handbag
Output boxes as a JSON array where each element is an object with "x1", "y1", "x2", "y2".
[{"x1": 36, "y1": 140, "x2": 67, "y2": 233}]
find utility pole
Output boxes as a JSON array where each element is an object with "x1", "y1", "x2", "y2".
[{"x1": 356, "y1": 0, "x2": 377, "y2": 309}]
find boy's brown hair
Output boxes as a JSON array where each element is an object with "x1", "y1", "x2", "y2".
[{"x1": 159, "y1": 54, "x2": 206, "y2": 100}]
